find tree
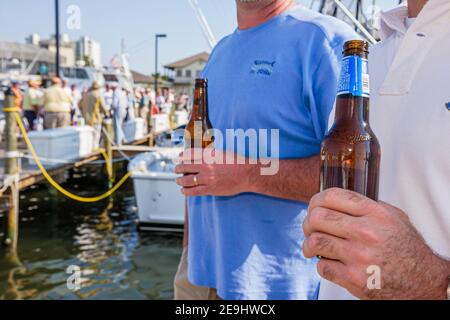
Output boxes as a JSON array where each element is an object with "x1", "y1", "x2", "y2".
[{"x1": 83, "y1": 55, "x2": 94, "y2": 67}]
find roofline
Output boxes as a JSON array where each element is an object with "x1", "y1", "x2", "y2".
[{"x1": 164, "y1": 51, "x2": 209, "y2": 70}]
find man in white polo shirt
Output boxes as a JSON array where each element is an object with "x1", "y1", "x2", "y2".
[{"x1": 303, "y1": 0, "x2": 450, "y2": 299}]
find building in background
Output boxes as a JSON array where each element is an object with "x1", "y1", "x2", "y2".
[
  {"x1": 131, "y1": 70, "x2": 170, "y2": 89},
  {"x1": 25, "y1": 33, "x2": 102, "y2": 68},
  {"x1": 75, "y1": 36, "x2": 101, "y2": 67},
  {"x1": 33, "y1": 33, "x2": 76, "y2": 67},
  {"x1": 164, "y1": 52, "x2": 209, "y2": 95},
  {"x1": 0, "y1": 40, "x2": 65, "y2": 80},
  {"x1": 25, "y1": 33, "x2": 41, "y2": 46}
]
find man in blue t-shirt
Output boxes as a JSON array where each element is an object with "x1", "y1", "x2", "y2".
[{"x1": 174, "y1": 0, "x2": 358, "y2": 300}]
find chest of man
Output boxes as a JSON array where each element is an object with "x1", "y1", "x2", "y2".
[
  {"x1": 370, "y1": 30, "x2": 450, "y2": 256},
  {"x1": 203, "y1": 35, "x2": 325, "y2": 159}
]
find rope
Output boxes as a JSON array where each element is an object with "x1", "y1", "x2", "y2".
[
  {"x1": 20, "y1": 154, "x2": 128, "y2": 165},
  {"x1": 98, "y1": 148, "x2": 113, "y2": 179},
  {"x1": 5, "y1": 107, "x2": 134, "y2": 203},
  {"x1": 101, "y1": 126, "x2": 131, "y2": 161},
  {"x1": 3, "y1": 107, "x2": 21, "y2": 113}
]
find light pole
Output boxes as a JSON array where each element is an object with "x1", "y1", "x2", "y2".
[
  {"x1": 154, "y1": 34, "x2": 167, "y2": 94},
  {"x1": 55, "y1": 0, "x2": 60, "y2": 77}
]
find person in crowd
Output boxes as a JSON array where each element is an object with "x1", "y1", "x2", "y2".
[
  {"x1": 103, "y1": 83, "x2": 113, "y2": 114},
  {"x1": 110, "y1": 83, "x2": 127, "y2": 145},
  {"x1": 168, "y1": 90, "x2": 177, "y2": 129},
  {"x1": 305, "y1": 0, "x2": 450, "y2": 300},
  {"x1": 179, "y1": 93, "x2": 189, "y2": 112},
  {"x1": 163, "y1": 88, "x2": 175, "y2": 116},
  {"x1": 139, "y1": 88, "x2": 151, "y2": 128},
  {"x1": 43, "y1": 77, "x2": 72, "y2": 129},
  {"x1": 149, "y1": 88, "x2": 156, "y2": 108},
  {"x1": 168, "y1": 89, "x2": 175, "y2": 103},
  {"x1": 79, "y1": 81, "x2": 108, "y2": 149},
  {"x1": 125, "y1": 89, "x2": 136, "y2": 120},
  {"x1": 11, "y1": 81, "x2": 23, "y2": 111},
  {"x1": 22, "y1": 80, "x2": 43, "y2": 130},
  {"x1": 62, "y1": 78, "x2": 71, "y2": 96},
  {"x1": 155, "y1": 89, "x2": 165, "y2": 113},
  {"x1": 174, "y1": 0, "x2": 357, "y2": 300},
  {"x1": 151, "y1": 100, "x2": 159, "y2": 116},
  {"x1": 69, "y1": 84, "x2": 82, "y2": 124},
  {"x1": 133, "y1": 88, "x2": 141, "y2": 119}
]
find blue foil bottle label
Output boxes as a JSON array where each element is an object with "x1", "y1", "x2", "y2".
[{"x1": 337, "y1": 56, "x2": 370, "y2": 97}]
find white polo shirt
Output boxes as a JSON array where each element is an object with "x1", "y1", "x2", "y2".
[{"x1": 320, "y1": 0, "x2": 450, "y2": 299}]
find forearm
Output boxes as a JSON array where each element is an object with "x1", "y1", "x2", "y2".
[{"x1": 246, "y1": 155, "x2": 320, "y2": 202}]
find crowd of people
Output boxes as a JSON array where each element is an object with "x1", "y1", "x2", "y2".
[{"x1": 7, "y1": 77, "x2": 191, "y2": 146}]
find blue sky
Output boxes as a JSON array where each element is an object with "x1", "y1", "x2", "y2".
[{"x1": 0, "y1": 0, "x2": 399, "y2": 74}]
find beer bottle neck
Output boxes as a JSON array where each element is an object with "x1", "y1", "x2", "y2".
[
  {"x1": 192, "y1": 86, "x2": 208, "y2": 120},
  {"x1": 334, "y1": 95, "x2": 369, "y2": 126},
  {"x1": 334, "y1": 50, "x2": 370, "y2": 127}
]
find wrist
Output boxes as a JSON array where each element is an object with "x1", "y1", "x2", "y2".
[{"x1": 241, "y1": 161, "x2": 261, "y2": 194}]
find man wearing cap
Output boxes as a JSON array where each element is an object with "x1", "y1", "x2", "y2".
[
  {"x1": 23, "y1": 80, "x2": 43, "y2": 131},
  {"x1": 79, "y1": 81, "x2": 108, "y2": 149},
  {"x1": 43, "y1": 77, "x2": 72, "y2": 129},
  {"x1": 304, "y1": 0, "x2": 450, "y2": 300}
]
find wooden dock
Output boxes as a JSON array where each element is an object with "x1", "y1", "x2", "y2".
[{"x1": 0, "y1": 133, "x2": 154, "y2": 196}]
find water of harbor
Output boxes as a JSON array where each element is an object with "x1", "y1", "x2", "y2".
[{"x1": 0, "y1": 162, "x2": 182, "y2": 300}]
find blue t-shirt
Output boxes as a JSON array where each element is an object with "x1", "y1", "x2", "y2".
[{"x1": 188, "y1": 6, "x2": 358, "y2": 300}]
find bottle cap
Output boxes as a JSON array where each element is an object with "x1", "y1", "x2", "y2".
[{"x1": 343, "y1": 40, "x2": 369, "y2": 54}]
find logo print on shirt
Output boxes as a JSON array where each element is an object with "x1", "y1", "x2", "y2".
[
  {"x1": 446, "y1": 102, "x2": 450, "y2": 111},
  {"x1": 250, "y1": 60, "x2": 276, "y2": 76}
]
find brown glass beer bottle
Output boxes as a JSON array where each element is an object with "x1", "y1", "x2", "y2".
[
  {"x1": 320, "y1": 40, "x2": 381, "y2": 201},
  {"x1": 185, "y1": 78, "x2": 214, "y2": 149}
]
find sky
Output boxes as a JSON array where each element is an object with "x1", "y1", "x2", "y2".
[{"x1": 0, "y1": 0, "x2": 400, "y2": 75}]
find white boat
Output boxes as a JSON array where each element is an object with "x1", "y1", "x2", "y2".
[
  {"x1": 128, "y1": 148, "x2": 185, "y2": 232},
  {"x1": 61, "y1": 66, "x2": 105, "y2": 92}
]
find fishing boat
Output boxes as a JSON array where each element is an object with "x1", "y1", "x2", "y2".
[{"x1": 129, "y1": 136, "x2": 185, "y2": 232}]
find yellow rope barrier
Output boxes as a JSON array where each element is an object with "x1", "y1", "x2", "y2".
[
  {"x1": 3, "y1": 107, "x2": 21, "y2": 112},
  {"x1": 97, "y1": 148, "x2": 113, "y2": 179},
  {"x1": 8, "y1": 109, "x2": 132, "y2": 203}
]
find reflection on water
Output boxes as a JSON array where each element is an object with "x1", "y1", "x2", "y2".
[{"x1": 0, "y1": 163, "x2": 182, "y2": 300}]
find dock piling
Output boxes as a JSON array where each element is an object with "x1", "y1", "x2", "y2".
[
  {"x1": 2, "y1": 89, "x2": 20, "y2": 254},
  {"x1": 103, "y1": 118, "x2": 115, "y2": 187}
]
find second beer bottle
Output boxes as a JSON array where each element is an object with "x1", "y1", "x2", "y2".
[
  {"x1": 320, "y1": 40, "x2": 381, "y2": 201},
  {"x1": 185, "y1": 78, "x2": 214, "y2": 149}
]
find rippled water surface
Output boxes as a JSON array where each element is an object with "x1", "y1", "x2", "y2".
[{"x1": 0, "y1": 163, "x2": 182, "y2": 300}]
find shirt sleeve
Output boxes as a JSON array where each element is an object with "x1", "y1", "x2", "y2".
[{"x1": 309, "y1": 43, "x2": 343, "y2": 141}]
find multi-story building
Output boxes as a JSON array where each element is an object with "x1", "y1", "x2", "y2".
[
  {"x1": 75, "y1": 36, "x2": 101, "y2": 67},
  {"x1": 25, "y1": 34, "x2": 102, "y2": 68},
  {"x1": 0, "y1": 40, "x2": 65, "y2": 78},
  {"x1": 36, "y1": 34, "x2": 76, "y2": 67},
  {"x1": 164, "y1": 52, "x2": 209, "y2": 95}
]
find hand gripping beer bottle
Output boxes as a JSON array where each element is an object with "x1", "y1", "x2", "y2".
[
  {"x1": 185, "y1": 78, "x2": 214, "y2": 149},
  {"x1": 320, "y1": 40, "x2": 381, "y2": 201}
]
